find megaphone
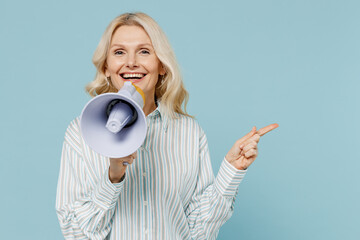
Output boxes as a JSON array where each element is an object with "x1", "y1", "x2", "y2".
[{"x1": 80, "y1": 81, "x2": 147, "y2": 158}]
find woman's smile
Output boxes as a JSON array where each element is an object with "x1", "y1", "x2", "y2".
[{"x1": 120, "y1": 72, "x2": 147, "y2": 83}]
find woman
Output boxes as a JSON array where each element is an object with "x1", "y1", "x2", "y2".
[{"x1": 56, "y1": 12, "x2": 278, "y2": 239}]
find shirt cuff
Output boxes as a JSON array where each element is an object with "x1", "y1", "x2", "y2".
[
  {"x1": 91, "y1": 167, "x2": 123, "y2": 210},
  {"x1": 214, "y1": 157, "x2": 247, "y2": 198}
]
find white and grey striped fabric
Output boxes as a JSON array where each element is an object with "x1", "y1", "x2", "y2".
[{"x1": 56, "y1": 103, "x2": 247, "y2": 239}]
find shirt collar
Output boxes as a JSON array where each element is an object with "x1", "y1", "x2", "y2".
[{"x1": 146, "y1": 101, "x2": 168, "y2": 132}]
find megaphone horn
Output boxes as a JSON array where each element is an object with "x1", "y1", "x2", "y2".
[{"x1": 80, "y1": 81, "x2": 147, "y2": 158}]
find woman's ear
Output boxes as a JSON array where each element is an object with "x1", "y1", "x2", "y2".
[
  {"x1": 105, "y1": 68, "x2": 110, "y2": 78},
  {"x1": 159, "y1": 64, "x2": 166, "y2": 76},
  {"x1": 104, "y1": 61, "x2": 110, "y2": 77}
]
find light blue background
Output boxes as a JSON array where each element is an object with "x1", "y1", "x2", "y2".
[{"x1": 1, "y1": 0, "x2": 359, "y2": 239}]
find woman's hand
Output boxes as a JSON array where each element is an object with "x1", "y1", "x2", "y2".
[
  {"x1": 109, "y1": 152, "x2": 137, "y2": 183},
  {"x1": 225, "y1": 124, "x2": 279, "y2": 170}
]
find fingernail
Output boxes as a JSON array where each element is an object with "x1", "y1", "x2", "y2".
[
  {"x1": 123, "y1": 162, "x2": 129, "y2": 166},
  {"x1": 239, "y1": 144, "x2": 244, "y2": 149}
]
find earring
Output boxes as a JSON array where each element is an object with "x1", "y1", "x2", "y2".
[{"x1": 105, "y1": 76, "x2": 110, "y2": 86}]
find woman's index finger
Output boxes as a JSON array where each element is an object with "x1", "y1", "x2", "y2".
[{"x1": 257, "y1": 123, "x2": 279, "y2": 136}]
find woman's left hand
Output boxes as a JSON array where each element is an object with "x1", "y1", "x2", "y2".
[{"x1": 225, "y1": 123, "x2": 279, "y2": 170}]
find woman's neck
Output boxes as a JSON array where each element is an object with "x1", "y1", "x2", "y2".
[{"x1": 142, "y1": 99, "x2": 157, "y2": 116}]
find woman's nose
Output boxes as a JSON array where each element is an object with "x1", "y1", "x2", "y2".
[{"x1": 126, "y1": 54, "x2": 138, "y2": 68}]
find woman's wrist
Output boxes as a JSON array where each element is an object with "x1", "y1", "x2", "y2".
[
  {"x1": 109, "y1": 171, "x2": 125, "y2": 183},
  {"x1": 109, "y1": 165, "x2": 126, "y2": 183}
]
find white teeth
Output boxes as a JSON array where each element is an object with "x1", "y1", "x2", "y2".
[{"x1": 122, "y1": 73, "x2": 144, "y2": 78}]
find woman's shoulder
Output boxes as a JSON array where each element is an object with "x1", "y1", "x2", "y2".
[
  {"x1": 65, "y1": 117, "x2": 81, "y2": 133},
  {"x1": 63, "y1": 117, "x2": 82, "y2": 150}
]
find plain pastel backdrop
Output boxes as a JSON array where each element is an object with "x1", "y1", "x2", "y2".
[{"x1": 1, "y1": 0, "x2": 359, "y2": 239}]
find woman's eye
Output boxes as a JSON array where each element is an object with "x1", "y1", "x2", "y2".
[
  {"x1": 114, "y1": 50, "x2": 124, "y2": 55},
  {"x1": 140, "y1": 49, "x2": 150, "y2": 54}
]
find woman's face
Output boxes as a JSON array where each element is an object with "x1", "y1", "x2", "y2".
[{"x1": 105, "y1": 25, "x2": 165, "y2": 100}]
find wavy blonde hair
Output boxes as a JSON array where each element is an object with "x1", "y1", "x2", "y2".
[{"x1": 86, "y1": 12, "x2": 191, "y2": 118}]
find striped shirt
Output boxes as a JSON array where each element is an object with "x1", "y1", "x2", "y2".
[{"x1": 56, "y1": 103, "x2": 247, "y2": 239}]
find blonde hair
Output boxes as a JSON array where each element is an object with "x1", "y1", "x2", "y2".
[{"x1": 86, "y1": 12, "x2": 191, "y2": 118}]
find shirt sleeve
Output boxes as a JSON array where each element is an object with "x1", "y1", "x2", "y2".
[
  {"x1": 55, "y1": 120, "x2": 124, "y2": 239},
  {"x1": 185, "y1": 128, "x2": 247, "y2": 240}
]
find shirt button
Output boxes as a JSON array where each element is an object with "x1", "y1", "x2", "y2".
[
  {"x1": 144, "y1": 229, "x2": 148, "y2": 234},
  {"x1": 142, "y1": 172, "x2": 146, "y2": 177},
  {"x1": 144, "y1": 201, "x2": 148, "y2": 206}
]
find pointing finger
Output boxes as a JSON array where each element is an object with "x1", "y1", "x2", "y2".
[{"x1": 257, "y1": 123, "x2": 279, "y2": 136}]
